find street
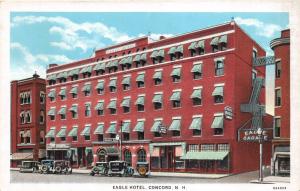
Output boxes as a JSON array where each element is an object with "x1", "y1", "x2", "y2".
[{"x1": 11, "y1": 169, "x2": 269, "y2": 183}]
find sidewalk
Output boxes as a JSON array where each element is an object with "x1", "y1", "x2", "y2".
[{"x1": 250, "y1": 176, "x2": 290, "y2": 184}]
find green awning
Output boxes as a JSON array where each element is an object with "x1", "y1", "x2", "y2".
[
  {"x1": 68, "y1": 69, "x2": 79, "y2": 76},
  {"x1": 94, "y1": 124, "x2": 104, "y2": 135},
  {"x1": 153, "y1": 71, "x2": 162, "y2": 79},
  {"x1": 58, "y1": 89, "x2": 66, "y2": 96},
  {"x1": 150, "y1": 50, "x2": 158, "y2": 58},
  {"x1": 79, "y1": 67, "x2": 87, "y2": 74},
  {"x1": 45, "y1": 129, "x2": 55, "y2": 138},
  {"x1": 86, "y1": 66, "x2": 92, "y2": 73},
  {"x1": 81, "y1": 84, "x2": 91, "y2": 92},
  {"x1": 176, "y1": 45, "x2": 183, "y2": 53},
  {"x1": 109, "y1": 79, "x2": 117, "y2": 87},
  {"x1": 210, "y1": 37, "x2": 219, "y2": 46},
  {"x1": 69, "y1": 105, "x2": 78, "y2": 113},
  {"x1": 121, "y1": 98, "x2": 130, "y2": 107},
  {"x1": 125, "y1": 56, "x2": 132, "y2": 64},
  {"x1": 181, "y1": 151, "x2": 229, "y2": 160},
  {"x1": 191, "y1": 64, "x2": 202, "y2": 73},
  {"x1": 69, "y1": 86, "x2": 78, "y2": 94},
  {"x1": 168, "y1": 47, "x2": 177, "y2": 55},
  {"x1": 96, "y1": 81, "x2": 104, "y2": 90},
  {"x1": 157, "y1": 49, "x2": 164, "y2": 57},
  {"x1": 189, "y1": 117, "x2": 202, "y2": 130},
  {"x1": 119, "y1": 58, "x2": 127, "y2": 65},
  {"x1": 133, "y1": 121, "x2": 144, "y2": 132},
  {"x1": 196, "y1": 40, "x2": 205, "y2": 49},
  {"x1": 57, "y1": 107, "x2": 66, "y2": 115},
  {"x1": 47, "y1": 90, "x2": 56, "y2": 98},
  {"x1": 152, "y1": 94, "x2": 162, "y2": 103},
  {"x1": 133, "y1": 54, "x2": 141, "y2": 62},
  {"x1": 107, "y1": 100, "x2": 117, "y2": 109},
  {"x1": 151, "y1": 120, "x2": 162, "y2": 132},
  {"x1": 56, "y1": 127, "x2": 66, "y2": 137},
  {"x1": 47, "y1": 108, "x2": 56, "y2": 116},
  {"x1": 110, "y1": 60, "x2": 119, "y2": 67},
  {"x1": 140, "y1": 53, "x2": 147, "y2": 61},
  {"x1": 47, "y1": 74, "x2": 56, "y2": 81},
  {"x1": 170, "y1": 91, "x2": 181, "y2": 101},
  {"x1": 170, "y1": 68, "x2": 181, "y2": 77},
  {"x1": 191, "y1": 89, "x2": 202, "y2": 99},
  {"x1": 106, "y1": 123, "x2": 117, "y2": 134},
  {"x1": 95, "y1": 102, "x2": 104, "y2": 110},
  {"x1": 121, "y1": 76, "x2": 131, "y2": 85},
  {"x1": 136, "y1": 73, "x2": 145, "y2": 82},
  {"x1": 168, "y1": 119, "x2": 181, "y2": 131},
  {"x1": 212, "y1": 86, "x2": 224, "y2": 96},
  {"x1": 219, "y1": 35, "x2": 227, "y2": 43},
  {"x1": 68, "y1": 127, "x2": 77, "y2": 137},
  {"x1": 106, "y1": 61, "x2": 112, "y2": 68},
  {"x1": 188, "y1": 42, "x2": 197, "y2": 50},
  {"x1": 80, "y1": 126, "x2": 91, "y2": 136},
  {"x1": 120, "y1": 122, "x2": 130, "y2": 133},
  {"x1": 56, "y1": 72, "x2": 68, "y2": 79},
  {"x1": 211, "y1": 116, "x2": 224, "y2": 129},
  {"x1": 93, "y1": 62, "x2": 106, "y2": 71},
  {"x1": 135, "y1": 96, "x2": 145, "y2": 105}
]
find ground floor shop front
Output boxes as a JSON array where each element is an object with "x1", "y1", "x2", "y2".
[
  {"x1": 271, "y1": 140, "x2": 290, "y2": 176},
  {"x1": 10, "y1": 148, "x2": 46, "y2": 168}
]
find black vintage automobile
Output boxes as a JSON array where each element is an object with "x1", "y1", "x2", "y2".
[
  {"x1": 40, "y1": 160, "x2": 55, "y2": 174},
  {"x1": 19, "y1": 161, "x2": 40, "y2": 173},
  {"x1": 89, "y1": 162, "x2": 108, "y2": 176},
  {"x1": 40, "y1": 160, "x2": 72, "y2": 174},
  {"x1": 107, "y1": 161, "x2": 134, "y2": 177},
  {"x1": 136, "y1": 162, "x2": 150, "y2": 177}
]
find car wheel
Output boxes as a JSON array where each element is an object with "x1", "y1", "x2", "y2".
[{"x1": 55, "y1": 166, "x2": 62, "y2": 174}]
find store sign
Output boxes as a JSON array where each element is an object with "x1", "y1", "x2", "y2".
[
  {"x1": 104, "y1": 138, "x2": 116, "y2": 142},
  {"x1": 224, "y1": 106, "x2": 233, "y2": 120},
  {"x1": 106, "y1": 43, "x2": 136, "y2": 54},
  {"x1": 239, "y1": 128, "x2": 272, "y2": 142},
  {"x1": 46, "y1": 143, "x2": 71, "y2": 149}
]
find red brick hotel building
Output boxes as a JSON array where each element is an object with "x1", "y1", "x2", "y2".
[{"x1": 45, "y1": 21, "x2": 272, "y2": 174}]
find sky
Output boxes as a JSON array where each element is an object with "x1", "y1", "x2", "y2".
[{"x1": 10, "y1": 12, "x2": 289, "y2": 114}]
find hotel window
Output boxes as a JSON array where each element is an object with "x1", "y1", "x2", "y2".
[
  {"x1": 96, "y1": 69, "x2": 105, "y2": 76},
  {"x1": 121, "y1": 98, "x2": 130, "y2": 113},
  {"x1": 40, "y1": 130, "x2": 45, "y2": 143},
  {"x1": 124, "y1": 150, "x2": 132, "y2": 166},
  {"x1": 95, "y1": 102, "x2": 104, "y2": 116},
  {"x1": 71, "y1": 74, "x2": 79, "y2": 81},
  {"x1": 212, "y1": 86, "x2": 224, "y2": 104},
  {"x1": 153, "y1": 71, "x2": 162, "y2": 85},
  {"x1": 152, "y1": 94, "x2": 163, "y2": 110},
  {"x1": 20, "y1": 111, "x2": 25, "y2": 124},
  {"x1": 80, "y1": 66, "x2": 92, "y2": 78},
  {"x1": 69, "y1": 69, "x2": 80, "y2": 81},
  {"x1": 58, "y1": 107, "x2": 66, "y2": 120},
  {"x1": 25, "y1": 130, "x2": 31, "y2": 143},
  {"x1": 81, "y1": 125, "x2": 91, "y2": 141},
  {"x1": 137, "y1": 132, "x2": 144, "y2": 140},
  {"x1": 201, "y1": 144, "x2": 215, "y2": 151},
  {"x1": 211, "y1": 37, "x2": 219, "y2": 52},
  {"x1": 58, "y1": 88, "x2": 66, "y2": 100},
  {"x1": 136, "y1": 73, "x2": 145, "y2": 88},
  {"x1": 94, "y1": 62, "x2": 105, "y2": 76},
  {"x1": 96, "y1": 81, "x2": 104, "y2": 95},
  {"x1": 107, "y1": 100, "x2": 117, "y2": 114},
  {"x1": 215, "y1": 59, "x2": 224, "y2": 76},
  {"x1": 212, "y1": 115, "x2": 224, "y2": 135},
  {"x1": 190, "y1": 117, "x2": 202, "y2": 136},
  {"x1": 20, "y1": 131, "x2": 25, "y2": 143},
  {"x1": 252, "y1": 69, "x2": 257, "y2": 80},
  {"x1": 120, "y1": 57, "x2": 132, "y2": 70},
  {"x1": 134, "y1": 120, "x2": 145, "y2": 140},
  {"x1": 197, "y1": 40, "x2": 205, "y2": 55},
  {"x1": 82, "y1": 84, "x2": 91, "y2": 96},
  {"x1": 97, "y1": 134, "x2": 103, "y2": 142},
  {"x1": 69, "y1": 105, "x2": 78, "y2": 119},
  {"x1": 135, "y1": 96, "x2": 145, "y2": 112},
  {"x1": 219, "y1": 35, "x2": 227, "y2": 51},
  {"x1": 48, "y1": 108, "x2": 56, "y2": 121},
  {"x1": 252, "y1": 48, "x2": 257, "y2": 63},
  {"x1": 274, "y1": 117, "x2": 281, "y2": 138},
  {"x1": 40, "y1": 110, "x2": 45, "y2": 124},
  {"x1": 151, "y1": 120, "x2": 162, "y2": 137},
  {"x1": 217, "y1": 144, "x2": 229, "y2": 151},
  {"x1": 150, "y1": 49, "x2": 164, "y2": 64},
  {"x1": 48, "y1": 90, "x2": 56, "y2": 102},
  {"x1": 170, "y1": 91, "x2": 181, "y2": 108},
  {"x1": 85, "y1": 103, "x2": 91, "y2": 117},
  {"x1": 123, "y1": 133, "x2": 130, "y2": 141},
  {"x1": 275, "y1": 88, "x2": 282, "y2": 106},
  {"x1": 191, "y1": 88, "x2": 202, "y2": 106},
  {"x1": 137, "y1": 149, "x2": 146, "y2": 162},
  {"x1": 191, "y1": 63, "x2": 202, "y2": 79},
  {"x1": 40, "y1": 92, "x2": 45, "y2": 104},
  {"x1": 49, "y1": 80, "x2": 56, "y2": 85},
  {"x1": 70, "y1": 86, "x2": 78, "y2": 98},
  {"x1": 108, "y1": 67, "x2": 118, "y2": 73},
  {"x1": 84, "y1": 135, "x2": 90, "y2": 141},
  {"x1": 169, "y1": 118, "x2": 181, "y2": 137},
  {"x1": 122, "y1": 76, "x2": 131, "y2": 91},
  {"x1": 109, "y1": 79, "x2": 117, "y2": 93},
  {"x1": 189, "y1": 144, "x2": 199, "y2": 152},
  {"x1": 275, "y1": 61, "x2": 282, "y2": 78},
  {"x1": 25, "y1": 111, "x2": 31, "y2": 123},
  {"x1": 171, "y1": 67, "x2": 181, "y2": 83}
]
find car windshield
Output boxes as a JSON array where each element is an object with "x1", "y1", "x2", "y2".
[{"x1": 23, "y1": 162, "x2": 33, "y2": 168}]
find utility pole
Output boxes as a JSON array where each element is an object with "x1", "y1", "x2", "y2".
[
  {"x1": 257, "y1": 127, "x2": 264, "y2": 183},
  {"x1": 120, "y1": 120, "x2": 123, "y2": 161}
]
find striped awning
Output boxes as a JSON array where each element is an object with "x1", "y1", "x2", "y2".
[
  {"x1": 210, "y1": 37, "x2": 219, "y2": 46},
  {"x1": 191, "y1": 89, "x2": 202, "y2": 99},
  {"x1": 133, "y1": 54, "x2": 141, "y2": 62},
  {"x1": 58, "y1": 89, "x2": 66, "y2": 96},
  {"x1": 168, "y1": 47, "x2": 177, "y2": 55},
  {"x1": 96, "y1": 81, "x2": 104, "y2": 90},
  {"x1": 196, "y1": 40, "x2": 205, "y2": 49},
  {"x1": 94, "y1": 124, "x2": 104, "y2": 135},
  {"x1": 168, "y1": 119, "x2": 181, "y2": 131},
  {"x1": 153, "y1": 71, "x2": 162, "y2": 79},
  {"x1": 80, "y1": 126, "x2": 91, "y2": 136},
  {"x1": 69, "y1": 86, "x2": 78, "y2": 94},
  {"x1": 107, "y1": 100, "x2": 117, "y2": 109},
  {"x1": 181, "y1": 151, "x2": 229, "y2": 160},
  {"x1": 11, "y1": 152, "x2": 33, "y2": 160},
  {"x1": 93, "y1": 62, "x2": 106, "y2": 71},
  {"x1": 189, "y1": 117, "x2": 202, "y2": 130},
  {"x1": 69, "y1": 105, "x2": 78, "y2": 113},
  {"x1": 211, "y1": 116, "x2": 224, "y2": 129},
  {"x1": 188, "y1": 42, "x2": 197, "y2": 50},
  {"x1": 136, "y1": 73, "x2": 145, "y2": 82},
  {"x1": 170, "y1": 68, "x2": 181, "y2": 77},
  {"x1": 56, "y1": 72, "x2": 68, "y2": 79},
  {"x1": 95, "y1": 102, "x2": 104, "y2": 110},
  {"x1": 170, "y1": 91, "x2": 181, "y2": 101},
  {"x1": 121, "y1": 76, "x2": 131, "y2": 85},
  {"x1": 120, "y1": 121, "x2": 130, "y2": 133},
  {"x1": 121, "y1": 98, "x2": 130, "y2": 107},
  {"x1": 219, "y1": 35, "x2": 228, "y2": 43},
  {"x1": 47, "y1": 108, "x2": 56, "y2": 116},
  {"x1": 106, "y1": 123, "x2": 117, "y2": 134},
  {"x1": 140, "y1": 53, "x2": 147, "y2": 61},
  {"x1": 68, "y1": 127, "x2": 77, "y2": 137},
  {"x1": 152, "y1": 94, "x2": 162, "y2": 103},
  {"x1": 47, "y1": 90, "x2": 56, "y2": 98},
  {"x1": 212, "y1": 86, "x2": 224, "y2": 96},
  {"x1": 150, "y1": 50, "x2": 158, "y2": 58},
  {"x1": 81, "y1": 84, "x2": 91, "y2": 92},
  {"x1": 133, "y1": 121, "x2": 144, "y2": 132},
  {"x1": 47, "y1": 74, "x2": 56, "y2": 81},
  {"x1": 45, "y1": 128, "x2": 55, "y2": 138},
  {"x1": 68, "y1": 68, "x2": 80, "y2": 76},
  {"x1": 56, "y1": 127, "x2": 67, "y2": 137},
  {"x1": 109, "y1": 79, "x2": 117, "y2": 87},
  {"x1": 191, "y1": 64, "x2": 202, "y2": 73},
  {"x1": 151, "y1": 120, "x2": 162, "y2": 132},
  {"x1": 135, "y1": 96, "x2": 145, "y2": 105},
  {"x1": 57, "y1": 107, "x2": 66, "y2": 115},
  {"x1": 157, "y1": 49, "x2": 164, "y2": 57}
]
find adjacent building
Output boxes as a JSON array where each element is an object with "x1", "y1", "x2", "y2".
[
  {"x1": 270, "y1": 29, "x2": 290, "y2": 176},
  {"x1": 10, "y1": 73, "x2": 46, "y2": 167},
  {"x1": 45, "y1": 21, "x2": 272, "y2": 174}
]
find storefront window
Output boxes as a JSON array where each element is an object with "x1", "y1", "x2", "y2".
[
  {"x1": 137, "y1": 149, "x2": 146, "y2": 162},
  {"x1": 175, "y1": 157, "x2": 184, "y2": 169},
  {"x1": 150, "y1": 157, "x2": 160, "y2": 168},
  {"x1": 187, "y1": 160, "x2": 199, "y2": 168},
  {"x1": 124, "y1": 150, "x2": 132, "y2": 166},
  {"x1": 217, "y1": 156, "x2": 229, "y2": 170}
]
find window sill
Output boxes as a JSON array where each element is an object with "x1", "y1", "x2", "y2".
[
  {"x1": 214, "y1": 103, "x2": 224, "y2": 105},
  {"x1": 172, "y1": 107, "x2": 182, "y2": 109},
  {"x1": 213, "y1": 134, "x2": 224, "y2": 137},
  {"x1": 192, "y1": 104, "x2": 202, "y2": 107},
  {"x1": 214, "y1": 75, "x2": 225, "y2": 78},
  {"x1": 274, "y1": 106, "x2": 282, "y2": 108}
]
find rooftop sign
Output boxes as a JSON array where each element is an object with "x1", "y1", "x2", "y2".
[{"x1": 106, "y1": 43, "x2": 136, "y2": 54}]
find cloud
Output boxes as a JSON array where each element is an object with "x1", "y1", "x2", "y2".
[
  {"x1": 10, "y1": 42, "x2": 74, "y2": 80},
  {"x1": 235, "y1": 17, "x2": 282, "y2": 38}
]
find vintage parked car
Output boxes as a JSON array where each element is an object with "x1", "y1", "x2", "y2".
[
  {"x1": 53, "y1": 160, "x2": 72, "y2": 174},
  {"x1": 89, "y1": 162, "x2": 108, "y2": 176},
  {"x1": 40, "y1": 160, "x2": 55, "y2": 174},
  {"x1": 107, "y1": 161, "x2": 134, "y2": 177},
  {"x1": 19, "y1": 161, "x2": 40, "y2": 173},
  {"x1": 136, "y1": 162, "x2": 150, "y2": 177}
]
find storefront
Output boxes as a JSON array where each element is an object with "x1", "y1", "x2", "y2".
[
  {"x1": 271, "y1": 145, "x2": 290, "y2": 176},
  {"x1": 95, "y1": 146, "x2": 120, "y2": 162}
]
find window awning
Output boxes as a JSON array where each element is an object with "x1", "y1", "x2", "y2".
[
  {"x1": 69, "y1": 105, "x2": 78, "y2": 113},
  {"x1": 196, "y1": 40, "x2": 205, "y2": 49},
  {"x1": 47, "y1": 74, "x2": 56, "y2": 81},
  {"x1": 170, "y1": 91, "x2": 181, "y2": 101},
  {"x1": 125, "y1": 56, "x2": 132, "y2": 65},
  {"x1": 107, "y1": 60, "x2": 118, "y2": 68},
  {"x1": 47, "y1": 108, "x2": 56, "y2": 116},
  {"x1": 136, "y1": 73, "x2": 145, "y2": 82},
  {"x1": 133, "y1": 54, "x2": 141, "y2": 62},
  {"x1": 120, "y1": 122, "x2": 130, "y2": 133},
  {"x1": 121, "y1": 98, "x2": 130, "y2": 107},
  {"x1": 57, "y1": 107, "x2": 66, "y2": 115},
  {"x1": 168, "y1": 47, "x2": 177, "y2": 55},
  {"x1": 176, "y1": 45, "x2": 183, "y2": 53},
  {"x1": 151, "y1": 120, "x2": 162, "y2": 132},
  {"x1": 121, "y1": 76, "x2": 131, "y2": 85},
  {"x1": 212, "y1": 86, "x2": 224, "y2": 96},
  {"x1": 58, "y1": 89, "x2": 66, "y2": 96},
  {"x1": 56, "y1": 72, "x2": 68, "y2": 79},
  {"x1": 152, "y1": 94, "x2": 162, "y2": 103},
  {"x1": 45, "y1": 128, "x2": 55, "y2": 138},
  {"x1": 96, "y1": 81, "x2": 104, "y2": 90},
  {"x1": 68, "y1": 127, "x2": 77, "y2": 137},
  {"x1": 119, "y1": 58, "x2": 127, "y2": 65},
  {"x1": 80, "y1": 126, "x2": 91, "y2": 136},
  {"x1": 157, "y1": 49, "x2": 164, "y2": 58},
  {"x1": 188, "y1": 42, "x2": 197, "y2": 50},
  {"x1": 153, "y1": 71, "x2": 162, "y2": 79},
  {"x1": 81, "y1": 84, "x2": 91, "y2": 92},
  {"x1": 56, "y1": 127, "x2": 66, "y2": 137},
  {"x1": 79, "y1": 67, "x2": 87, "y2": 74},
  {"x1": 11, "y1": 152, "x2": 33, "y2": 160},
  {"x1": 211, "y1": 116, "x2": 224, "y2": 129},
  {"x1": 150, "y1": 50, "x2": 158, "y2": 58},
  {"x1": 68, "y1": 69, "x2": 80, "y2": 76},
  {"x1": 210, "y1": 37, "x2": 219, "y2": 46},
  {"x1": 93, "y1": 62, "x2": 106, "y2": 71},
  {"x1": 219, "y1": 35, "x2": 227, "y2": 43},
  {"x1": 140, "y1": 53, "x2": 147, "y2": 61},
  {"x1": 106, "y1": 123, "x2": 117, "y2": 134},
  {"x1": 95, "y1": 102, "x2": 104, "y2": 110},
  {"x1": 181, "y1": 151, "x2": 229, "y2": 160},
  {"x1": 191, "y1": 64, "x2": 202, "y2": 73},
  {"x1": 94, "y1": 124, "x2": 104, "y2": 135},
  {"x1": 107, "y1": 100, "x2": 117, "y2": 109},
  {"x1": 191, "y1": 89, "x2": 202, "y2": 99},
  {"x1": 170, "y1": 68, "x2": 181, "y2": 77},
  {"x1": 109, "y1": 79, "x2": 117, "y2": 87},
  {"x1": 189, "y1": 117, "x2": 202, "y2": 130},
  {"x1": 133, "y1": 121, "x2": 144, "y2": 132},
  {"x1": 47, "y1": 90, "x2": 56, "y2": 98},
  {"x1": 69, "y1": 86, "x2": 78, "y2": 94},
  {"x1": 169, "y1": 119, "x2": 181, "y2": 131},
  {"x1": 135, "y1": 96, "x2": 145, "y2": 105}
]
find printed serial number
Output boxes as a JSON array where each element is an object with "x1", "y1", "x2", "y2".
[{"x1": 273, "y1": 186, "x2": 286, "y2": 190}]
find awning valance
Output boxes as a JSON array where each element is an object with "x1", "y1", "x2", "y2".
[
  {"x1": 212, "y1": 86, "x2": 224, "y2": 96},
  {"x1": 80, "y1": 126, "x2": 91, "y2": 136},
  {"x1": 189, "y1": 117, "x2": 202, "y2": 130},
  {"x1": 181, "y1": 151, "x2": 229, "y2": 160},
  {"x1": 152, "y1": 94, "x2": 162, "y2": 103},
  {"x1": 170, "y1": 91, "x2": 181, "y2": 101},
  {"x1": 56, "y1": 127, "x2": 66, "y2": 137},
  {"x1": 57, "y1": 107, "x2": 66, "y2": 115},
  {"x1": 69, "y1": 86, "x2": 78, "y2": 94},
  {"x1": 81, "y1": 84, "x2": 91, "y2": 92},
  {"x1": 120, "y1": 122, "x2": 130, "y2": 133},
  {"x1": 133, "y1": 121, "x2": 144, "y2": 132},
  {"x1": 94, "y1": 124, "x2": 104, "y2": 135},
  {"x1": 211, "y1": 116, "x2": 224, "y2": 129},
  {"x1": 47, "y1": 108, "x2": 56, "y2": 116},
  {"x1": 135, "y1": 96, "x2": 145, "y2": 105},
  {"x1": 106, "y1": 123, "x2": 117, "y2": 134},
  {"x1": 45, "y1": 128, "x2": 55, "y2": 138},
  {"x1": 191, "y1": 64, "x2": 202, "y2": 73},
  {"x1": 153, "y1": 71, "x2": 162, "y2": 79},
  {"x1": 121, "y1": 76, "x2": 131, "y2": 85},
  {"x1": 170, "y1": 68, "x2": 181, "y2": 77},
  {"x1": 168, "y1": 119, "x2": 181, "y2": 131},
  {"x1": 151, "y1": 120, "x2": 162, "y2": 132},
  {"x1": 136, "y1": 73, "x2": 145, "y2": 82},
  {"x1": 68, "y1": 127, "x2": 77, "y2": 137},
  {"x1": 95, "y1": 102, "x2": 104, "y2": 110},
  {"x1": 121, "y1": 98, "x2": 130, "y2": 107},
  {"x1": 191, "y1": 89, "x2": 202, "y2": 99}
]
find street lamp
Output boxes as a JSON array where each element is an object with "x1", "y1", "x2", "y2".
[
  {"x1": 116, "y1": 120, "x2": 123, "y2": 161},
  {"x1": 257, "y1": 127, "x2": 263, "y2": 183}
]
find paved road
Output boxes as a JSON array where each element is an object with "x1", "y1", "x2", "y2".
[{"x1": 11, "y1": 169, "x2": 270, "y2": 183}]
